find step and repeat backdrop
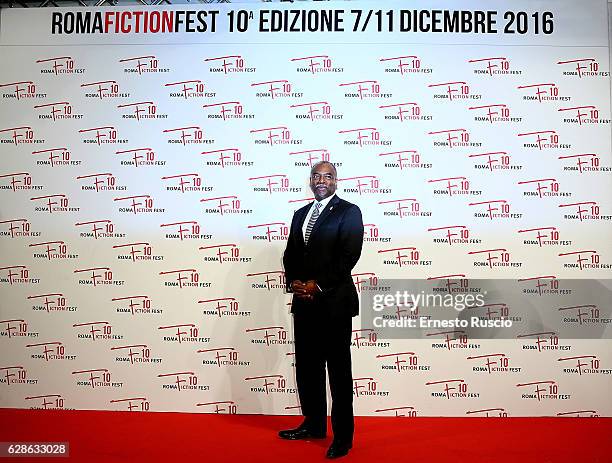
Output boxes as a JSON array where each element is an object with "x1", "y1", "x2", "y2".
[{"x1": 1, "y1": 0, "x2": 611, "y2": 417}]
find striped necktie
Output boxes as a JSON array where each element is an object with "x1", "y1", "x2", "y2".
[{"x1": 304, "y1": 202, "x2": 322, "y2": 245}]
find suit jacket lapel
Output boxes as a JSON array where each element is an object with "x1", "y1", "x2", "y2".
[{"x1": 308, "y1": 195, "x2": 339, "y2": 242}]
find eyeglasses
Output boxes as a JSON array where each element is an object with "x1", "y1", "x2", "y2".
[{"x1": 311, "y1": 173, "x2": 335, "y2": 181}]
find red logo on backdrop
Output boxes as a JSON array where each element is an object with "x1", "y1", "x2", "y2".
[
  {"x1": 559, "y1": 105, "x2": 608, "y2": 125},
  {"x1": 74, "y1": 267, "x2": 118, "y2": 287},
  {"x1": 75, "y1": 219, "x2": 121, "y2": 239},
  {"x1": 201, "y1": 148, "x2": 250, "y2": 168},
  {"x1": 0, "y1": 80, "x2": 37, "y2": 100},
  {"x1": 37, "y1": 56, "x2": 84, "y2": 75},
  {"x1": 28, "y1": 293, "x2": 68, "y2": 312},
  {"x1": 428, "y1": 81, "x2": 476, "y2": 100},
  {"x1": 247, "y1": 271, "x2": 286, "y2": 290},
  {"x1": 199, "y1": 297, "x2": 250, "y2": 318},
  {"x1": 557, "y1": 58, "x2": 606, "y2": 77},
  {"x1": 160, "y1": 221, "x2": 208, "y2": 240},
  {"x1": 81, "y1": 80, "x2": 125, "y2": 99},
  {"x1": 469, "y1": 199, "x2": 520, "y2": 220},
  {"x1": 517, "y1": 130, "x2": 565, "y2": 150},
  {"x1": 111, "y1": 344, "x2": 160, "y2": 365},
  {"x1": 468, "y1": 56, "x2": 511, "y2": 76},
  {"x1": 79, "y1": 126, "x2": 125, "y2": 145},
  {"x1": 0, "y1": 265, "x2": 37, "y2": 285},
  {"x1": 559, "y1": 201, "x2": 601, "y2": 221},
  {"x1": 110, "y1": 397, "x2": 150, "y2": 412},
  {"x1": 164, "y1": 126, "x2": 213, "y2": 145},
  {"x1": 466, "y1": 408, "x2": 508, "y2": 417},
  {"x1": 558, "y1": 153, "x2": 603, "y2": 173},
  {"x1": 291, "y1": 55, "x2": 342, "y2": 74},
  {"x1": 517, "y1": 83, "x2": 566, "y2": 102},
  {"x1": 72, "y1": 368, "x2": 112, "y2": 388},
  {"x1": 558, "y1": 355, "x2": 600, "y2": 375},
  {"x1": 340, "y1": 80, "x2": 389, "y2": 99},
  {"x1": 118, "y1": 101, "x2": 163, "y2": 121},
  {"x1": 1, "y1": 318, "x2": 28, "y2": 338},
  {"x1": 159, "y1": 269, "x2": 206, "y2": 289},
  {"x1": 374, "y1": 406, "x2": 417, "y2": 417},
  {"x1": 32, "y1": 147, "x2": 75, "y2": 167},
  {"x1": 161, "y1": 173, "x2": 209, "y2": 193},
  {"x1": 289, "y1": 149, "x2": 331, "y2": 167},
  {"x1": 30, "y1": 240, "x2": 76, "y2": 260},
  {"x1": 559, "y1": 250, "x2": 602, "y2": 271},
  {"x1": 468, "y1": 151, "x2": 517, "y2": 172},
  {"x1": 31, "y1": 194, "x2": 78, "y2": 213},
  {"x1": 426, "y1": 379, "x2": 474, "y2": 399},
  {"x1": 376, "y1": 352, "x2": 417, "y2": 372},
  {"x1": 248, "y1": 222, "x2": 289, "y2": 242},
  {"x1": 378, "y1": 149, "x2": 429, "y2": 170},
  {"x1": 0, "y1": 172, "x2": 37, "y2": 192},
  {"x1": 250, "y1": 126, "x2": 298, "y2": 146},
  {"x1": 339, "y1": 127, "x2": 390, "y2": 147},
  {"x1": 197, "y1": 401, "x2": 237, "y2": 414},
  {"x1": 0, "y1": 218, "x2": 39, "y2": 238},
  {"x1": 516, "y1": 380, "x2": 560, "y2": 401},
  {"x1": 34, "y1": 101, "x2": 82, "y2": 121},
  {"x1": 112, "y1": 295, "x2": 155, "y2": 316},
  {"x1": 426, "y1": 329, "x2": 469, "y2": 351},
  {"x1": 428, "y1": 128, "x2": 474, "y2": 148},
  {"x1": 116, "y1": 148, "x2": 158, "y2": 167},
  {"x1": 205, "y1": 55, "x2": 254, "y2": 74},
  {"x1": 165, "y1": 80, "x2": 209, "y2": 99},
  {"x1": 251, "y1": 79, "x2": 295, "y2": 99},
  {"x1": 378, "y1": 246, "x2": 427, "y2": 267},
  {"x1": 518, "y1": 227, "x2": 563, "y2": 247},
  {"x1": 0, "y1": 126, "x2": 41, "y2": 145},
  {"x1": 380, "y1": 55, "x2": 430, "y2": 74},
  {"x1": 158, "y1": 371, "x2": 204, "y2": 392},
  {"x1": 469, "y1": 103, "x2": 517, "y2": 123},
  {"x1": 120, "y1": 55, "x2": 167, "y2": 75},
  {"x1": 25, "y1": 394, "x2": 65, "y2": 410},
  {"x1": 201, "y1": 195, "x2": 249, "y2": 215},
  {"x1": 467, "y1": 353, "x2": 518, "y2": 374},
  {"x1": 26, "y1": 341, "x2": 73, "y2": 361},
  {"x1": 428, "y1": 225, "x2": 475, "y2": 246},
  {"x1": 379, "y1": 102, "x2": 428, "y2": 121}
]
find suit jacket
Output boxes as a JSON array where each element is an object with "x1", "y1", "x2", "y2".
[{"x1": 283, "y1": 195, "x2": 364, "y2": 317}]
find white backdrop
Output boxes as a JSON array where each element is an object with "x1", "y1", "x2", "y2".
[{"x1": 0, "y1": 0, "x2": 611, "y2": 417}]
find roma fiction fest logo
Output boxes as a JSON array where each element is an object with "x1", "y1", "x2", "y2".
[
  {"x1": 379, "y1": 198, "x2": 432, "y2": 218},
  {"x1": 199, "y1": 347, "x2": 250, "y2": 368},
  {"x1": 378, "y1": 149, "x2": 431, "y2": 170},
  {"x1": 77, "y1": 172, "x2": 127, "y2": 192},
  {"x1": 558, "y1": 105, "x2": 610, "y2": 125},
  {"x1": 37, "y1": 56, "x2": 85, "y2": 75},
  {"x1": 158, "y1": 323, "x2": 210, "y2": 344},
  {"x1": 120, "y1": 55, "x2": 170, "y2": 74},
  {"x1": 74, "y1": 321, "x2": 124, "y2": 342},
  {"x1": 518, "y1": 178, "x2": 571, "y2": 199},
  {"x1": 159, "y1": 269, "x2": 211, "y2": 289},
  {"x1": 0, "y1": 265, "x2": 40, "y2": 285},
  {"x1": 518, "y1": 130, "x2": 570, "y2": 150},
  {"x1": 72, "y1": 368, "x2": 123, "y2": 389},
  {"x1": 469, "y1": 151, "x2": 522, "y2": 172},
  {"x1": 379, "y1": 102, "x2": 431, "y2": 122},
  {"x1": 558, "y1": 303, "x2": 611, "y2": 326},
  {"x1": 339, "y1": 80, "x2": 392, "y2": 100},
  {"x1": 377, "y1": 351, "x2": 432, "y2": 373},
  {"x1": 339, "y1": 175, "x2": 391, "y2": 195},
  {"x1": 112, "y1": 295, "x2": 164, "y2": 316},
  {"x1": 289, "y1": 149, "x2": 339, "y2": 168},
  {"x1": 0, "y1": 366, "x2": 39, "y2": 386},
  {"x1": 75, "y1": 219, "x2": 125, "y2": 239},
  {"x1": 428, "y1": 176, "x2": 482, "y2": 197},
  {"x1": 29, "y1": 293, "x2": 77, "y2": 313},
  {"x1": 162, "y1": 173, "x2": 212, "y2": 193},
  {"x1": 201, "y1": 148, "x2": 253, "y2": 168},
  {"x1": 380, "y1": 55, "x2": 432, "y2": 75},
  {"x1": 250, "y1": 126, "x2": 303, "y2": 146},
  {"x1": 516, "y1": 380, "x2": 570, "y2": 401},
  {"x1": 291, "y1": 55, "x2": 344, "y2": 74},
  {"x1": 290, "y1": 101, "x2": 344, "y2": 121},
  {"x1": 378, "y1": 246, "x2": 432, "y2": 267},
  {"x1": 158, "y1": 372, "x2": 209, "y2": 392},
  {"x1": 427, "y1": 329, "x2": 480, "y2": 351},
  {"x1": 517, "y1": 331, "x2": 572, "y2": 352},
  {"x1": 114, "y1": 195, "x2": 165, "y2": 214},
  {"x1": 469, "y1": 103, "x2": 521, "y2": 123},
  {"x1": 428, "y1": 225, "x2": 481, "y2": 246},
  {"x1": 249, "y1": 174, "x2": 301, "y2": 194},
  {"x1": 559, "y1": 249, "x2": 611, "y2": 271},
  {"x1": 559, "y1": 201, "x2": 611, "y2": 222},
  {"x1": 199, "y1": 297, "x2": 251, "y2": 318},
  {"x1": 248, "y1": 222, "x2": 289, "y2": 242},
  {"x1": 247, "y1": 271, "x2": 286, "y2": 291},
  {"x1": 26, "y1": 394, "x2": 69, "y2": 410},
  {"x1": 79, "y1": 126, "x2": 128, "y2": 145},
  {"x1": 469, "y1": 200, "x2": 522, "y2": 221},
  {"x1": 205, "y1": 55, "x2": 255, "y2": 74},
  {"x1": 517, "y1": 83, "x2": 570, "y2": 103},
  {"x1": 203, "y1": 101, "x2": 254, "y2": 120},
  {"x1": 351, "y1": 329, "x2": 390, "y2": 349},
  {"x1": 352, "y1": 272, "x2": 391, "y2": 293},
  {"x1": 197, "y1": 401, "x2": 238, "y2": 414},
  {"x1": 251, "y1": 79, "x2": 303, "y2": 99},
  {"x1": 0, "y1": 126, "x2": 44, "y2": 145},
  {"x1": 469, "y1": 247, "x2": 523, "y2": 269},
  {"x1": 164, "y1": 126, "x2": 214, "y2": 145},
  {"x1": 427, "y1": 275, "x2": 485, "y2": 295},
  {"x1": 468, "y1": 57, "x2": 522, "y2": 76},
  {"x1": 429, "y1": 128, "x2": 481, "y2": 149},
  {"x1": 30, "y1": 241, "x2": 79, "y2": 261},
  {"x1": 201, "y1": 195, "x2": 253, "y2": 215},
  {"x1": 467, "y1": 353, "x2": 521, "y2": 374},
  {"x1": 110, "y1": 397, "x2": 151, "y2": 412},
  {"x1": 518, "y1": 227, "x2": 570, "y2": 247},
  {"x1": 26, "y1": 342, "x2": 77, "y2": 361},
  {"x1": 558, "y1": 153, "x2": 610, "y2": 173},
  {"x1": 557, "y1": 58, "x2": 610, "y2": 78},
  {"x1": 118, "y1": 101, "x2": 168, "y2": 121},
  {"x1": 200, "y1": 244, "x2": 252, "y2": 264},
  {"x1": 466, "y1": 302, "x2": 523, "y2": 324},
  {"x1": 518, "y1": 276, "x2": 573, "y2": 296},
  {"x1": 245, "y1": 374, "x2": 296, "y2": 395},
  {"x1": 374, "y1": 406, "x2": 418, "y2": 417},
  {"x1": 0, "y1": 318, "x2": 40, "y2": 339},
  {"x1": 160, "y1": 221, "x2": 212, "y2": 241},
  {"x1": 33, "y1": 147, "x2": 80, "y2": 167},
  {"x1": 426, "y1": 378, "x2": 480, "y2": 399},
  {"x1": 113, "y1": 242, "x2": 164, "y2": 262},
  {"x1": 81, "y1": 80, "x2": 130, "y2": 99},
  {"x1": 0, "y1": 218, "x2": 40, "y2": 238},
  {"x1": 165, "y1": 80, "x2": 215, "y2": 99},
  {"x1": 0, "y1": 172, "x2": 43, "y2": 192},
  {"x1": 558, "y1": 355, "x2": 610, "y2": 376},
  {"x1": 116, "y1": 147, "x2": 165, "y2": 167},
  {"x1": 74, "y1": 267, "x2": 125, "y2": 287},
  {"x1": 34, "y1": 101, "x2": 83, "y2": 121},
  {"x1": 0, "y1": 81, "x2": 46, "y2": 100},
  {"x1": 428, "y1": 81, "x2": 482, "y2": 101},
  {"x1": 363, "y1": 223, "x2": 391, "y2": 243},
  {"x1": 111, "y1": 344, "x2": 162, "y2": 364},
  {"x1": 352, "y1": 377, "x2": 390, "y2": 398},
  {"x1": 31, "y1": 194, "x2": 80, "y2": 214},
  {"x1": 338, "y1": 127, "x2": 392, "y2": 147}
]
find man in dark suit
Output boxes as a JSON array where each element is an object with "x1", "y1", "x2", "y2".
[{"x1": 279, "y1": 161, "x2": 364, "y2": 459}]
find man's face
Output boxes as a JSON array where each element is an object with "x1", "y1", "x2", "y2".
[{"x1": 310, "y1": 163, "x2": 337, "y2": 201}]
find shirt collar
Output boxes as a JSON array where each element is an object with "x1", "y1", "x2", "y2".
[{"x1": 315, "y1": 193, "x2": 336, "y2": 210}]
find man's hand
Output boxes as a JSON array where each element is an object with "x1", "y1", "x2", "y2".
[{"x1": 291, "y1": 280, "x2": 320, "y2": 301}]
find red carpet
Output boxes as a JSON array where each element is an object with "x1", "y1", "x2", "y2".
[{"x1": 0, "y1": 409, "x2": 610, "y2": 462}]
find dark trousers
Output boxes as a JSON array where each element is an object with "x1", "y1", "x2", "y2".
[{"x1": 293, "y1": 310, "x2": 354, "y2": 444}]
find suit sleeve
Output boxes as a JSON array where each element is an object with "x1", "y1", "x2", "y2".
[
  {"x1": 282, "y1": 212, "x2": 299, "y2": 292},
  {"x1": 317, "y1": 204, "x2": 364, "y2": 292}
]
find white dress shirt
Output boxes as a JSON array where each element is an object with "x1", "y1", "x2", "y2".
[{"x1": 302, "y1": 193, "x2": 336, "y2": 240}]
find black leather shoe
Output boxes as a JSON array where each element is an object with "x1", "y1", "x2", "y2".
[
  {"x1": 278, "y1": 427, "x2": 326, "y2": 440},
  {"x1": 326, "y1": 441, "x2": 352, "y2": 459}
]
